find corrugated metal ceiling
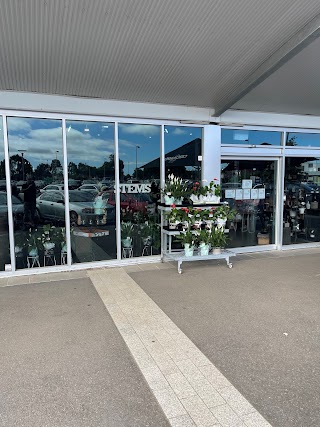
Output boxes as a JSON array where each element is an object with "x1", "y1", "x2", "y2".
[
  {"x1": 0, "y1": 0, "x2": 320, "y2": 113},
  {"x1": 233, "y1": 36, "x2": 320, "y2": 116}
]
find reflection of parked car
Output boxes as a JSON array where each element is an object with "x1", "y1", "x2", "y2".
[
  {"x1": 68, "y1": 179, "x2": 81, "y2": 189},
  {"x1": 16, "y1": 180, "x2": 27, "y2": 192},
  {"x1": 36, "y1": 190, "x2": 115, "y2": 226},
  {"x1": 78, "y1": 184, "x2": 100, "y2": 192},
  {"x1": 40, "y1": 184, "x2": 65, "y2": 193},
  {"x1": 0, "y1": 192, "x2": 24, "y2": 229},
  {"x1": 102, "y1": 190, "x2": 155, "y2": 214},
  {"x1": 0, "y1": 180, "x2": 7, "y2": 191}
]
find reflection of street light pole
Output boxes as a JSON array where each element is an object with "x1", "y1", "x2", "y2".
[
  {"x1": 18, "y1": 150, "x2": 26, "y2": 181},
  {"x1": 55, "y1": 150, "x2": 59, "y2": 161},
  {"x1": 135, "y1": 145, "x2": 140, "y2": 180}
]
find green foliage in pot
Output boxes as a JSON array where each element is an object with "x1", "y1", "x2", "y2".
[
  {"x1": 162, "y1": 174, "x2": 190, "y2": 199},
  {"x1": 166, "y1": 206, "x2": 190, "y2": 223},
  {"x1": 213, "y1": 204, "x2": 236, "y2": 220},
  {"x1": 209, "y1": 227, "x2": 228, "y2": 248},
  {"x1": 176, "y1": 230, "x2": 195, "y2": 246},
  {"x1": 121, "y1": 221, "x2": 134, "y2": 238},
  {"x1": 202, "y1": 179, "x2": 221, "y2": 197},
  {"x1": 195, "y1": 229, "x2": 211, "y2": 245}
]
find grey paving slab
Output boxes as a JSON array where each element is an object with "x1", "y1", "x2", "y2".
[
  {"x1": 0, "y1": 278, "x2": 170, "y2": 427},
  {"x1": 130, "y1": 250, "x2": 320, "y2": 427}
]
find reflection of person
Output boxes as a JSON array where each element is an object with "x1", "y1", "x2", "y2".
[
  {"x1": 21, "y1": 174, "x2": 37, "y2": 226},
  {"x1": 150, "y1": 181, "x2": 160, "y2": 203},
  {"x1": 11, "y1": 183, "x2": 21, "y2": 200}
]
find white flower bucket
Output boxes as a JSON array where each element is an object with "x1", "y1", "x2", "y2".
[
  {"x1": 164, "y1": 195, "x2": 175, "y2": 205},
  {"x1": 199, "y1": 243, "x2": 210, "y2": 256},
  {"x1": 28, "y1": 248, "x2": 38, "y2": 257},
  {"x1": 121, "y1": 237, "x2": 133, "y2": 248},
  {"x1": 184, "y1": 244, "x2": 194, "y2": 257},
  {"x1": 204, "y1": 194, "x2": 221, "y2": 204},
  {"x1": 190, "y1": 194, "x2": 204, "y2": 204},
  {"x1": 142, "y1": 236, "x2": 152, "y2": 246},
  {"x1": 169, "y1": 222, "x2": 179, "y2": 230},
  {"x1": 212, "y1": 247, "x2": 221, "y2": 255},
  {"x1": 174, "y1": 197, "x2": 183, "y2": 205},
  {"x1": 43, "y1": 242, "x2": 55, "y2": 251}
]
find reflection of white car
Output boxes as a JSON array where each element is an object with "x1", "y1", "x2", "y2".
[
  {"x1": 40, "y1": 184, "x2": 64, "y2": 193},
  {"x1": 78, "y1": 184, "x2": 100, "y2": 192},
  {"x1": 36, "y1": 190, "x2": 115, "y2": 226}
]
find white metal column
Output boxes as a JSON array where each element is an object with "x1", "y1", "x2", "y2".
[
  {"x1": 202, "y1": 125, "x2": 221, "y2": 183},
  {"x1": 114, "y1": 122, "x2": 121, "y2": 260},
  {"x1": 2, "y1": 116, "x2": 15, "y2": 272},
  {"x1": 62, "y1": 118, "x2": 72, "y2": 266}
]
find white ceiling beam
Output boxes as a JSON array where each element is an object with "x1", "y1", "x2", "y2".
[{"x1": 214, "y1": 13, "x2": 320, "y2": 116}]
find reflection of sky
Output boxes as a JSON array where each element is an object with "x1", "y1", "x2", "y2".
[
  {"x1": 287, "y1": 133, "x2": 320, "y2": 147},
  {"x1": 4, "y1": 118, "x2": 202, "y2": 176},
  {"x1": 7, "y1": 117, "x2": 64, "y2": 168},
  {"x1": 119, "y1": 124, "x2": 201, "y2": 175},
  {"x1": 222, "y1": 129, "x2": 281, "y2": 145}
]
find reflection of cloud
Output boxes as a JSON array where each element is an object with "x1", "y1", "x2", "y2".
[
  {"x1": 118, "y1": 138, "x2": 138, "y2": 149},
  {"x1": 120, "y1": 124, "x2": 159, "y2": 136},
  {"x1": 7, "y1": 117, "x2": 32, "y2": 132},
  {"x1": 8, "y1": 124, "x2": 115, "y2": 168},
  {"x1": 172, "y1": 128, "x2": 189, "y2": 136}
]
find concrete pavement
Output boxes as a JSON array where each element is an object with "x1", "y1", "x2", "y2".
[{"x1": 1, "y1": 248, "x2": 320, "y2": 426}]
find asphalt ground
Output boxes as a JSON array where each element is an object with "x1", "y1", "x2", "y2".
[
  {"x1": 130, "y1": 250, "x2": 320, "y2": 427},
  {"x1": 0, "y1": 277, "x2": 170, "y2": 427}
]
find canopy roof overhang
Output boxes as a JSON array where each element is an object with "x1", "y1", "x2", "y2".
[{"x1": 1, "y1": 1, "x2": 320, "y2": 117}]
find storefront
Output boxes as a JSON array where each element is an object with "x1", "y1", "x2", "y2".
[
  {"x1": 221, "y1": 127, "x2": 320, "y2": 251},
  {"x1": 0, "y1": 110, "x2": 208, "y2": 275},
  {"x1": 1, "y1": 105, "x2": 320, "y2": 277}
]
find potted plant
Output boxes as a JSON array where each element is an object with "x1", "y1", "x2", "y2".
[
  {"x1": 210, "y1": 227, "x2": 227, "y2": 254},
  {"x1": 213, "y1": 204, "x2": 235, "y2": 228},
  {"x1": 121, "y1": 221, "x2": 134, "y2": 248},
  {"x1": 196, "y1": 229, "x2": 211, "y2": 256},
  {"x1": 202, "y1": 179, "x2": 221, "y2": 204},
  {"x1": 140, "y1": 221, "x2": 153, "y2": 246},
  {"x1": 176, "y1": 230, "x2": 195, "y2": 257},
  {"x1": 41, "y1": 224, "x2": 56, "y2": 253},
  {"x1": 162, "y1": 174, "x2": 189, "y2": 204},
  {"x1": 189, "y1": 181, "x2": 207, "y2": 204},
  {"x1": 166, "y1": 206, "x2": 190, "y2": 229},
  {"x1": 25, "y1": 228, "x2": 43, "y2": 257},
  {"x1": 14, "y1": 231, "x2": 26, "y2": 255},
  {"x1": 189, "y1": 179, "x2": 221, "y2": 205}
]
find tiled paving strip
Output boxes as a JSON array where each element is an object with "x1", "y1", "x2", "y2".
[{"x1": 89, "y1": 267, "x2": 273, "y2": 427}]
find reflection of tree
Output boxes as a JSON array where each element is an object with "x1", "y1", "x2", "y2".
[
  {"x1": 286, "y1": 135, "x2": 297, "y2": 146},
  {"x1": 67, "y1": 155, "x2": 124, "y2": 180},
  {"x1": 34, "y1": 163, "x2": 51, "y2": 179},
  {"x1": 51, "y1": 159, "x2": 61, "y2": 170},
  {"x1": 9, "y1": 154, "x2": 33, "y2": 180}
]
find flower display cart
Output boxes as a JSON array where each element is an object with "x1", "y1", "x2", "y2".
[
  {"x1": 159, "y1": 203, "x2": 236, "y2": 274},
  {"x1": 163, "y1": 248, "x2": 236, "y2": 274}
]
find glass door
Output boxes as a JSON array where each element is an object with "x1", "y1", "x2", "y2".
[{"x1": 221, "y1": 159, "x2": 278, "y2": 248}]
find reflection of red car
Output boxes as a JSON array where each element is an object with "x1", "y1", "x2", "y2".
[{"x1": 102, "y1": 191, "x2": 155, "y2": 214}]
